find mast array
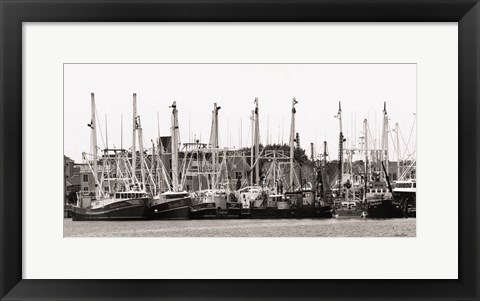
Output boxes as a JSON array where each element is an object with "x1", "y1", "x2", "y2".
[{"x1": 80, "y1": 93, "x2": 411, "y2": 206}]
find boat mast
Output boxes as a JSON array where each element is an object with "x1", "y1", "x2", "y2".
[
  {"x1": 151, "y1": 139, "x2": 156, "y2": 195},
  {"x1": 156, "y1": 111, "x2": 164, "y2": 192},
  {"x1": 289, "y1": 98, "x2": 297, "y2": 191},
  {"x1": 209, "y1": 103, "x2": 221, "y2": 189},
  {"x1": 395, "y1": 122, "x2": 401, "y2": 180},
  {"x1": 104, "y1": 114, "x2": 111, "y2": 194},
  {"x1": 132, "y1": 93, "x2": 137, "y2": 185},
  {"x1": 363, "y1": 119, "x2": 369, "y2": 179},
  {"x1": 254, "y1": 98, "x2": 260, "y2": 185},
  {"x1": 336, "y1": 101, "x2": 344, "y2": 194},
  {"x1": 250, "y1": 110, "x2": 254, "y2": 185},
  {"x1": 88, "y1": 93, "x2": 102, "y2": 198},
  {"x1": 363, "y1": 118, "x2": 369, "y2": 200},
  {"x1": 137, "y1": 115, "x2": 146, "y2": 190},
  {"x1": 170, "y1": 101, "x2": 179, "y2": 192},
  {"x1": 322, "y1": 141, "x2": 328, "y2": 198},
  {"x1": 381, "y1": 102, "x2": 389, "y2": 182}
]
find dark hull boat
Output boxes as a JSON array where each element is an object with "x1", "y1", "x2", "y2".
[
  {"x1": 250, "y1": 194, "x2": 283, "y2": 219},
  {"x1": 332, "y1": 198, "x2": 364, "y2": 219},
  {"x1": 225, "y1": 202, "x2": 242, "y2": 218},
  {"x1": 71, "y1": 197, "x2": 149, "y2": 221},
  {"x1": 315, "y1": 205, "x2": 333, "y2": 218},
  {"x1": 366, "y1": 164, "x2": 406, "y2": 218},
  {"x1": 394, "y1": 191, "x2": 416, "y2": 217},
  {"x1": 393, "y1": 180, "x2": 416, "y2": 217},
  {"x1": 190, "y1": 202, "x2": 217, "y2": 219},
  {"x1": 190, "y1": 190, "x2": 242, "y2": 219},
  {"x1": 250, "y1": 207, "x2": 277, "y2": 218},
  {"x1": 366, "y1": 198, "x2": 404, "y2": 218},
  {"x1": 147, "y1": 192, "x2": 192, "y2": 220}
]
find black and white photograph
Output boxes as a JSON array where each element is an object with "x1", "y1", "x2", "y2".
[
  {"x1": 4, "y1": 0, "x2": 479, "y2": 297},
  {"x1": 63, "y1": 63, "x2": 417, "y2": 237}
]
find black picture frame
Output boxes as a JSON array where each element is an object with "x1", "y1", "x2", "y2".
[{"x1": 1, "y1": 0, "x2": 479, "y2": 300}]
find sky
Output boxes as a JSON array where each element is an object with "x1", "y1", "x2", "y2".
[{"x1": 64, "y1": 63, "x2": 416, "y2": 163}]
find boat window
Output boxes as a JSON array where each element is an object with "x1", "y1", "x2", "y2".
[
  {"x1": 116, "y1": 193, "x2": 120, "y2": 198},
  {"x1": 413, "y1": 183, "x2": 416, "y2": 188}
]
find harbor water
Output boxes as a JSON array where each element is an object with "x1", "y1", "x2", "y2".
[{"x1": 64, "y1": 218, "x2": 416, "y2": 237}]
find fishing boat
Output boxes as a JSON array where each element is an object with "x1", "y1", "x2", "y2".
[
  {"x1": 332, "y1": 199, "x2": 364, "y2": 218},
  {"x1": 188, "y1": 103, "x2": 241, "y2": 218},
  {"x1": 190, "y1": 190, "x2": 218, "y2": 218},
  {"x1": 393, "y1": 179, "x2": 416, "y2": 217},
  {"x1": 236, "y1": 185, "x2": 262, "y2": 217},
  {"x1": 72, "y1": 190, "x2": 150, "y2": 221},
  {"x1": 391, "y1": 120, "x2": 416, "y2": 217},
  {"x1": 365, "y1": 177, "x2": 403, "y2": 218},
  {"x1": 364, "y1": 104, "x2": 404, "y2": 218},
  {"x1": 148, "y1": 191, "x2": 192, "y2": 219},
  {"x1": 249, "y1": 190, "x2": 282, "y2": 218},
  {"x1": 190, "y1": 189, "x2": 241, "y2": 218},
  {"x1": 331, "y1": 102, "x2": 364, "y2": 218},
  {"x1": 331, "y1": 181, "x2": 365, "y2": 218},
  {"x1": 147, "y1": 101, "x2": 192, "y2": 219},
  {"x1": 71, "y1": 93, "x2": 149, "y2": 221}
]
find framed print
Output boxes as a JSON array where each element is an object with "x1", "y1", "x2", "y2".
[{"x1": 1, "y1": 0, "x2": 479, "y2": 300}]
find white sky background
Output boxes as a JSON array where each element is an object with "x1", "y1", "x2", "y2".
[{"x1": 64, "y1": 63, "x2": 416, "y2": 163}]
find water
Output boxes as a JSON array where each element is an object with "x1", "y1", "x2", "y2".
[{"x1": 64, "y1": 218, "x2": 416, "y2": 237}]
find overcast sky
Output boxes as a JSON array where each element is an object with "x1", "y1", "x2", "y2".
[{"x1": 64, "y1": 63, "x2": 416, "y2": 163}]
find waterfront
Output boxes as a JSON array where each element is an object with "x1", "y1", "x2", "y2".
[{"x1": 64, "y1": 218, "x2": 415, "y2": 237}]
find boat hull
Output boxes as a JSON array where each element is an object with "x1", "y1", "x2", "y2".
[
  {"x1": 225, "y1": 202, "x2": 242, "y2": 218},
  {"x1": 393, "y1": 191, "x2": 416, "y2": 217},
  {"x1": 250, "y1": 207, "x2": 277, "y2": 219},
  {"x1": 71, "y1": 198, "x2": 149, "y2": 221},
  {"x1": 147, "y1": 197, "x2": 192, "y2": 220},
  {"x1": 315, "y1": 206, "x2": 333, "y2": 218},
  {"x1": 366, "y1": 199, "x2": 405, "y2": 218},
  {"x1": 190, "y1": 202, "x2": 218, "y2": 219}
]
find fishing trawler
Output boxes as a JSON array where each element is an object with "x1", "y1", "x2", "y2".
[
  {"x1": 72, "y1": 190, "x2": 150, "y2": 221},
  {"x1": 71, "y1": 93, "x2": 149, "y2": 221},
  {"x1": 147, "y1": 101, "x2": 192, "y2": 219},
  {"x1": 148, "y1": 191, "x2": 192, "y2": 219},
  {"x1": 365, "y1": 177, "x2": 403, "y2": 218},
  {"x1": 189, "y1": 103, "x2": 242, "y2": 218},
  {"x1": 393, "y1": 178, "x2": 416, "y2": 217},
  {"x1": 236, "y1": 185, "x2": 262, "y2": 217},
  {"x1": 332, "y1": 181, "x2": 364, "y2": 218},
  {"x1": 364, "y1": 104, "x2": 404, "y2": 218},
  {"x1": 331, "y1": 102, "x2": 364, "y2": 218},
  {"x1": 332, "y1": 197, "x2": 364, "y2": 218},
  {"x1": 190, "y1": 189, "x2": 241, "y2": 218},
  {"x1": 190, "y1": 190, "x2": 219, "y2": 218}
]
